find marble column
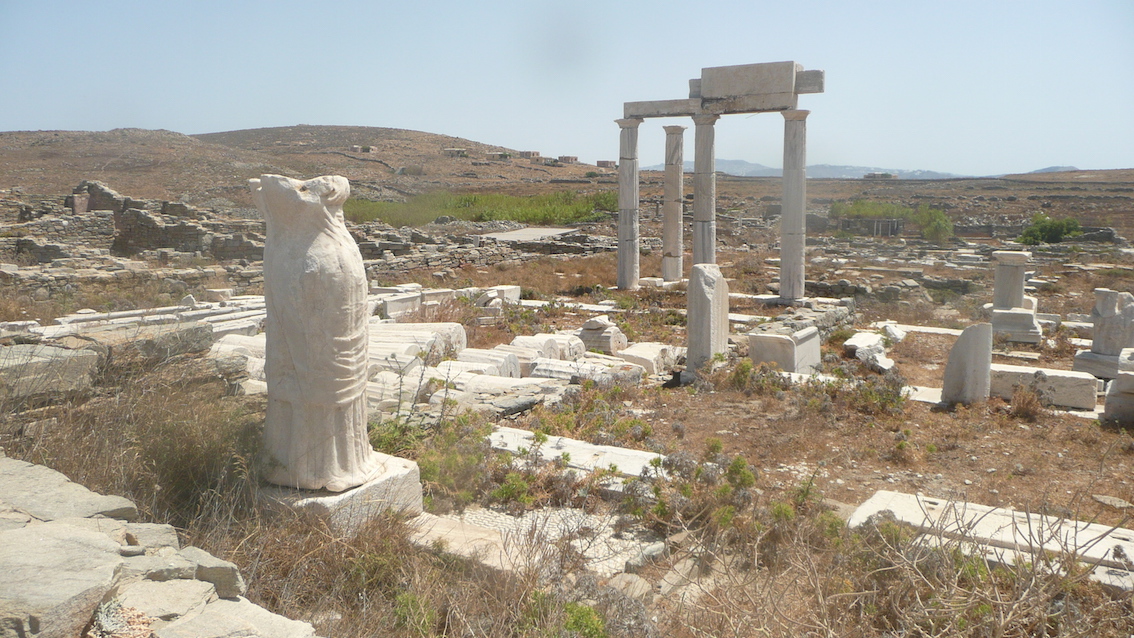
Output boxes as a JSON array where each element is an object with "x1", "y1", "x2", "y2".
[
  {"x1": 662, "y1": 125, "x2": 686, "y2": 282},
  {"x1": 991, "y1": 251, "x2": 1029, "y2": 309},
  {"x1": 692, "y1": 113, "x2": 719, "y2": 265},
  {"x1": 616, "y1": 118, "x2": 643, "y2": 290},
  {"x1": 780, "y1": 109, "x2": 809, "y2": 302}
]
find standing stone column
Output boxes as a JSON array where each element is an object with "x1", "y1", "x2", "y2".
[
  {"x1": 687, "y1": 263, "x2": 729, "y2": 374},
  {"x1": 991, "y1": 251, "x2": 1029, "y2": 309},
  {"x1": 616, "y1": 118, "x2": 643, "y2": 290},
  {"x1": 692, "y1": 114, "x2": 719, "y2": 265},
  {"x1": 662, "y1": 125, "x2": 686, "y2": 282},
  {"x1": 780, "y1": 109, "x2": 809, "y2": 301}
]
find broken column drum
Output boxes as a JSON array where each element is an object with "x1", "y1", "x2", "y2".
[
  {"x1": 779, "y1": 109, "x2": 809, "y2": 301},
  {"x1": 616, "y1": 118, "x2": 643, "y2": 290},
  {"x1": 250, "y1": 174, "x2": 384, "y2": 492},
  {"x1": 662, "y1": 125, "x2": 686, "y2": 282}
]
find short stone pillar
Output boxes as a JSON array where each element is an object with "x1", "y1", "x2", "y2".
[
  {"x1": 662, "y1": 125, "x2": 686, "y2": 282},
  {"x1": 991, "y1": 251, "x2": 1029, "y2": 310},
  {"x1": 1074, "y1": 288, "x2": 1134, "y2": 379},
  {"x1": 616, "y1": 118, "x2": 643, "y2": 290},
  {"x1": 686, "y1": 263, "x2": 729, "y2": 373},
  {"x1": 989, "y1": 251, "x2": 1042, "y2": 343},
  {"x1": 941, "y1": 323, "x2": 993, "y2": 406},
  {"x1": 779, "y1": 110, "x2": 809, "y2": 302},
  {"x1": 691, "y1": 114, "x2": 719, "y2": 266}
]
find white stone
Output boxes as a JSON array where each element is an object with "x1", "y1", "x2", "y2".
[
  {"x1": 691, "y1": 114, "x2": 719, "y2": 265},
  {"x1": 493, "y1": 344, "x2": 542, "y2": 376},
  {"x1": 1089, "y1": 288, "x2": 1134, "y2": 356},
  {"x1": 510, "y1": 335, "x2": 559, "y2": 359},
  {"x1": 576, "y1": 323, "x2": 628, "y2": 355},
  {"x1": 843, "y1": 332, "x2": 884, "y2": 357},
  {"x1": 989, "y1": 363, "x2": 1099, "y2": 410},
  {"x1": 434, "y1": 360, "x2": 499, "y2": 378},
  {"x1": 747, "y1": 326, "x2": 820, "y2": 374},
  {"x1": 941, "y1": 323, "x2": 992, "y2": 406},
  {"x1": 687, "y1": 264, "x2": 730, "y2": 372},
  {"x1": 369, "y1": 321, "x2": 467, "y2": 356},
  {"x1": 0, "y1": 344, "x2": 100, "y2": 401},
  {"x1": 662, "y1": 125, "x2": 686, "y2": 282},
  {"x1": 251, "y1": 174, "x2": 384, "y2": 492},
  {"x1": 616, "y1": 118, "x2": 642, "y2": 290},
  {"x1": 991, "y1": 308, "x2": 1043, "y2": 343},
  {"x1": 0, "y1": 456, "x2": 137, "y2": 521},
  {"x1": 260, "y1": 453, "x2": 422, "y2": 536},
  {"x1": 616, "y1": 342, "x2": 677, "y2": 375},
  {"x1": 582, "y1": 314, "x2": 616, "y2": 330},
  {"x1": 991, "y1": 251, "x2": 1030, "y2": 310},
  {"x1": 539, "y1": 333, "x2": 585, "y2": 361},
  {"x1": 458, "y1": 348, "x2": 521, "y2": 378}
]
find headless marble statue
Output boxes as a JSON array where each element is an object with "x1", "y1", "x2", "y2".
[{"x1": 250, "y1": 174, "x2": 383, "y2": 491}]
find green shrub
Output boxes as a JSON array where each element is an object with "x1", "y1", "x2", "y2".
[{"x1": 1019, "y1": 213, "x2": 1081, "y2": 244}]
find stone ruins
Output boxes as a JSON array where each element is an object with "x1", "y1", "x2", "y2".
[{"x1": 617, "y1": 61, "x2": 824, "y2": 296}]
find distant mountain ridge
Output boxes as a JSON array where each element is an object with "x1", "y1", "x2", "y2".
[{"x1": 643, "y1": 159, "x2": 966, "y2": 179}]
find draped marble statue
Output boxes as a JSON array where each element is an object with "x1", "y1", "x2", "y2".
[{"x1": 250, "y1": 174, "x2": 383, "y2": 491}]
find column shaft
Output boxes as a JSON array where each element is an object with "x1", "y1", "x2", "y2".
[
  {"x1": 692, "y1": 114, "x2": 719, "y2": 265},
  {"x1": 662, "y1": 125, "x2": 686, "y2": 282},
  {"x1": 616, "y1": 118, "x2": 643, "y2": 290},
  {"x1": 780, "y1": 110, "x2": 809, "y2": 301}
]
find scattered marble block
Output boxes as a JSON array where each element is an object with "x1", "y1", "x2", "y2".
[
  {"x1": 686, "y1": 264, "x2": 730, "y2": 372},
  {"x1": 0, "y1": 344, "x2": 100, "y2": 402},
  {"x1": 458, "y1": 348, "x2": 521, "y2": 378},
  {"x1": 539, "y1": 333, "x2": 586, "y2": 361},
  {"x1": 991, "y1": 308, "x2": 1042, "y2": 343},
  {"x1": 376, "y1": 292, "x2": 422, "y2": 320},
  {"x1": 941, "y1": 323, "x2": 992, "y2": 406},
  {"x1": 989, "y1": 363, "x2": 1099, "y2": 410},
  {"x1": 575, "y1": 316, "x2": 629, "y2": 355},
  {"x1": 1073, "y1": 350, "x2": 1123, "y2": 380},
  {"x1": 203, "y1": 288, "x2": 233, "y2": 302},
  {"x1": 510, "y1": 335, "x2": 560, "y2": 359},
  {"x1": 616, "y1": 342, "x2": 678, "y2": 375},
  {"x1": 493, "y1": 344, "x2": 542, "y2": 376},
  {"x1": 1088, "y1": 289, "x2": 1134, "y2": 355},
  {"x1": 747, "y1": 326, "x2": 821, "y2": 374},
  {"x1": 261, "y1": 453, "x2": 423, "y2": 535}
]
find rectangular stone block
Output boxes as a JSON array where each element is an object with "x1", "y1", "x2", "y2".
[
  {"x1": 990, "y1": 363, "x2": 1099, "y2": 410},
  {"x1": 795, "y1": 69, "x2": 825, "y2": 94},
  {"x1": 623, "y1": 98, "x2": 701, "y2": 119},
  {"x1": 700, "y1": 61, "x2": 797, "y2": 99}
]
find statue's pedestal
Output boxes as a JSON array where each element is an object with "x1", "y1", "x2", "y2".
[{"x1": 261, "y1": 453, "x2": 422, "y2": 534}]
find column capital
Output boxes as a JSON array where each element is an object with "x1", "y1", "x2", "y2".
[
  {"x1": 662, "y1": 125, "x2": 688, "y2": 135},
  {"x1": 782, "y1": 109, "x2": 810, "y2": 121},
  {"x1": 615, "y1": 117, "x2": 644, "y2": 129},
  {"x1": 691, "y1": 113, "x2": 719, "y2": 126}
]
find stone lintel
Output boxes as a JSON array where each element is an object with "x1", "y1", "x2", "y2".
[
  {"x1": 702, "y1": 92, "x2": 799, "y2": 115},
  {"x1": 700, "y1": 61, "x2": 798, "y2": 99},
  {"x1": 623, "y1": 99, "x2": 700, "y2": 119},
  {"x1": 796, "y1": 69, "x2": 825, "y2": 94}
]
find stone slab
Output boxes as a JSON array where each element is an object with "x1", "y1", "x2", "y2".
[
  {"x1": 989, "y1": 363, "x2": 1099, "y2": 410},
  {"x1": 0, "y1": 457, "x2": 137, "y2": 521},
  {"x1": 118, "y1": 578, "x2": 216, "y2": 622},
  {"x1": 479, "y1": 228, "x2": 578, "y2": 242},
  {"x1": 1073, "y1": 350, "x2": 1122, "y2": 379},
  {"x1": 155, "y1": 596, "x2": 317, "y2": 638},
  {"x1": 0, "y1": 522, "x2": 125, "y2": 638},
  {"x1": 0, "y1": 344, "x2": 99, "y2": 401}
]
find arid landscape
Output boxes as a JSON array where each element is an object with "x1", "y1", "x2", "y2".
[{"x1": 3, "y1": 124, "x2": 1134, "y2": 636}]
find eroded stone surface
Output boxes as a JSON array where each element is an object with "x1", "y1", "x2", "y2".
[{"x1": 941, "y1": 323, "x2": 992, "y2": 406}]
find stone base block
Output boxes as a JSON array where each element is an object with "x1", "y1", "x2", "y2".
[
  {"x1": 991, "y1": 308, "x2": 1042, "y2": 343},
  {"x1": 990, "y1": 363, "x2": 1100, "y2": 410},
  {"x1": 616, "y1": 342, "x2": 678, "y2": 375},
  {"x1": 1073, "y1": 350, "x2": 1121, "y2": 379},
  {"x1": 261, "y1": 454, "x2": 423, "y2": 535},
  {"x1": 747, "y1": 326, "x2": 820, "y2": 374}
]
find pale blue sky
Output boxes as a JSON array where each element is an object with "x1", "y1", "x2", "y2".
[{"x1": 1, "y1": 0, "x2": 1131, "y2": 176}]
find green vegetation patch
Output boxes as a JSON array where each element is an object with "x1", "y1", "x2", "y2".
[
  {"x1": 344, "y1": 190, "x2": 617, "y2": 227},
  {"x1": 830, "y1": 200, "x2": 953, "y2": 243},
  {"x1": 1019, "y1": 212, "x2": 1081, "y2": 245}
]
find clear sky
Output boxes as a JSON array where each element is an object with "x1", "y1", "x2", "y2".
[{"x1": 1, "y1": 1, "x2": 1131, "y2": 176}]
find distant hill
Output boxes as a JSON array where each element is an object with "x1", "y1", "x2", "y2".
[
  {"x1": 642, "y1": 159, "x2": 966, "y2": 180},
  {"x1": 1029, "y1": 166, "x2": 1080, "y2": 174}
]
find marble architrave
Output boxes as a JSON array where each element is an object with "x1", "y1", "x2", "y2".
[{"x1": 250, "y1": 174, "x2": 384, "y2": 492}]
